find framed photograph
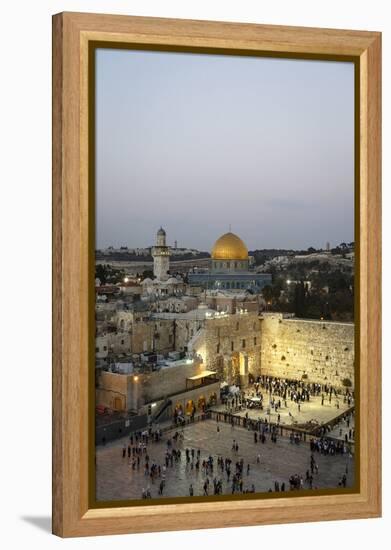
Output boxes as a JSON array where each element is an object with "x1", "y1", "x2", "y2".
[{"x1": 52, "y1": 12, "x2": 381, "y2": 537}]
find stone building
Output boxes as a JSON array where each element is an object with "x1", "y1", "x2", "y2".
[
  {"x1": 118, "y1": 280, "x2": 142, "y2": 298},
  {"x1": 114, "y1": 310, "x2": 175, "y2": 355},
  {"x1": 184, "y1": 311, "x2": 262, "y2": 386},
  {"x1": 151, "y1": 295, "x2": 198, "y2": 313},
  {"x1": 95, "y1": 332, "x2": 132, "y2": 362},
  {"x1": 96, "y1": 356, "x2": 220, "y2": 416},
  {"x1": 205, "y1": 290, "x2": 261, "y2": 314},
  {"x1": 141, "y1": 276, "x2": 185, "y2": 298}
]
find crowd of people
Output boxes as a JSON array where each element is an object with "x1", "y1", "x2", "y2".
[
  {"x1": 219, "y1": 375, "x2": 355, "y2": 446},
  {"x1": 226, "y1": 375, "x2": 355, "y2": 411},
  {"x1": 125, "y1": 432, "x2": 262, "y2": 498},
  {"x1": 310, "y1": 436, "x2": 351, "y2": 456},
  {"x1": 115, "y1": 414, "x2": 351, "y2": 500}
]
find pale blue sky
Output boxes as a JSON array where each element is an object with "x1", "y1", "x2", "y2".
[{"x1": 96, "y1": 49, "x2": 354, "y2": 251}]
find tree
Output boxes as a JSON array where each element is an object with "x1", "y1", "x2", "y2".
[
  {"x1": 142, "y1": 270, "x2": 154, "y2": 280},
  {"x1": 95, "y1": 263, "x2": 126, "y2": 284},
  {"x1": 293, "y1": 281, "x2": 306, "y2": 317},
  {"x1": 95, "y1": 263, "x2": 108, "y2": 284},
  {"x1": 262, "y1": 285, "x2": 273, "y2": 304}
]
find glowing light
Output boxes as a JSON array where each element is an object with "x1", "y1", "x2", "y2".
[
  {"x1": 286, "y1": 279, "x2": 291, "y2": 285},
  {"x1": 123, "y1": 277, "x2": 129, "y2": 283},
  {"x1": 133, "y1": 376, "x2": 139, "y2": 382}
]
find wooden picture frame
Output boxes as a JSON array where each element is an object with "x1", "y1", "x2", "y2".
[{"x1": 52, "y1": 12, "x2": 381, "y2": 537}]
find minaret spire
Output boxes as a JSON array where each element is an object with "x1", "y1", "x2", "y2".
[{"x1": 152, "y1": 227, "x2": 170, "y2": 281}]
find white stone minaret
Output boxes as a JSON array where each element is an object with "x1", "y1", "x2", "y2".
[{"x1": 152, "y1": 227, "x2": 170, "y2": 281}]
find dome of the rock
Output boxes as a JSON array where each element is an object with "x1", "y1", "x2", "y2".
[{"x1": 211, "y1": 232, "x2": 248, "y2": 260}]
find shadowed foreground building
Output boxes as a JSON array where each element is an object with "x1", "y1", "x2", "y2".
[{"x1": 96, "y1": 355, "x2": 220, "y2": 419}]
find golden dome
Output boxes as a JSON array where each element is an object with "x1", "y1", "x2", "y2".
[{"x1": 211, "y1": 232, "x2": 248, "y2": 260}]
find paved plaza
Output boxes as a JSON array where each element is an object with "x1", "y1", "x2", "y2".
[{"x1": 96, "y1": 419, "x2": 355, "y2": 502}]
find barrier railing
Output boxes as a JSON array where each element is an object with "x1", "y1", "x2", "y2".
[{"x1": 208, "y1": 410, "x2": 354, "y2": 453}]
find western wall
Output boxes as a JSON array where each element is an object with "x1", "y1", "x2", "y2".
[{"x1": 259, "y1": 314, "x2": 355, "y2": 389}]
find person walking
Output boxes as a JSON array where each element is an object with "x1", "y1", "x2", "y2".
[{"x1": 158, "y1": 479, "x2": 164, "y2": 495}]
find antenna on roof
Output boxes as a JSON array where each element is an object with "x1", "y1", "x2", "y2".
[{"x1": 229, "y1": 223, "x2": 232, "y2": 232}]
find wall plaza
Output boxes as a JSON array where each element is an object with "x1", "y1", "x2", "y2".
[{"x1": 95, "y1": 228, "x2": 355, "y2": 500}]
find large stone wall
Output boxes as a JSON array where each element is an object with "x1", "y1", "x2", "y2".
[
  {"x1": 190, "y1": 312, "x2": 262, "y2": 382},
  {"x1": 260, "y1": 314, "x2": 355, "y2": 389}
]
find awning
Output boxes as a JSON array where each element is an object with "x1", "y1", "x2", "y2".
[{"x1": 187, "y1": 370, "x2": 217, "y2": 381}]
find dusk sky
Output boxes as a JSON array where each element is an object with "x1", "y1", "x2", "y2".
[{"x1": 96, "y1": 49, "x2": 354, "y2": 251}]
